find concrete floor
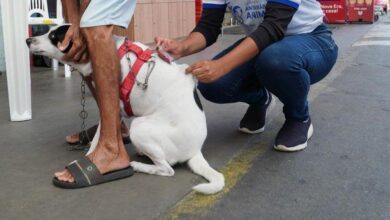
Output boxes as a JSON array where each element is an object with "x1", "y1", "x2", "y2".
[{"x1": 0, "y1": 16, "x2": 389, "y2": 220}]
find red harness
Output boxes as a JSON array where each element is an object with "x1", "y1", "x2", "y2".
[{"x1": 117, "y1": 40, "x2": 153, "y2": 117}]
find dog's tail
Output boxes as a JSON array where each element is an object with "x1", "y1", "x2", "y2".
[{"x1": 187, "y1": 152, "x2": 225, "y2": 194}]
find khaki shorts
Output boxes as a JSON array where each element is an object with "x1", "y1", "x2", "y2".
[{"x1": 80, "y1": 0, "x2": 136, "y2": 29}]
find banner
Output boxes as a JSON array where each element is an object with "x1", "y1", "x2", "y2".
[
  {"x1": 348, "y1": 0, "x2": 375, "y2": 23},
  {"x1": 319, "y1": 0, "x2": 348, "y2": 23}
]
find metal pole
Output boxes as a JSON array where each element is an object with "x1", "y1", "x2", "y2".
[{"x1": 1, "y1": 0, "x2": 32, "y2": 121}]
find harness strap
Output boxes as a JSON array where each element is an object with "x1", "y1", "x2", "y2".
[{"x1": 117, "y1": 40, "x2": 153, "y2": 116}]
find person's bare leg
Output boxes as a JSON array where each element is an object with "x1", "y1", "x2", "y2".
[
  {"x1": 66, "y1": 123, "x2": 128, "y2": 144},
  {"x1": 56, "y1": 25, "x2": 130, "y2": 182},
  {"x1": 84, "y1": 75, "x2": 97, "y2": 99}
]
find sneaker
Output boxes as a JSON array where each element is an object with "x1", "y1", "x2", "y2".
[
  {"x1": 274, "y1": 117, "x2": 314, "y2": 152},
  {"x1": 238, "y1": 90, "x2": 274, "y2": 134}
]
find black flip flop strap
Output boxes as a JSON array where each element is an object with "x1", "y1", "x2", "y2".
[
  {"x1": 66, "y1": 157, "x2": 103, "y2": 186},
  {"x1": 66, "y1": 162, "x2": 90, "y2": 186}
]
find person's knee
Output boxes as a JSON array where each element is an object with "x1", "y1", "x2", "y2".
[
  {"x1": 198, "y1": 82, "x2": 232, "y2": 104},
  {"x1": 256, "y1": 45, "x2": 301, "y2": 82},
  {"x1": 257, "y1": 47, "x2": 292, "y2": 74}
]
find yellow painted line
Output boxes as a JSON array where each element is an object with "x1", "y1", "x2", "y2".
[{"x1": 162, "y1": 143, "x2": 267, "y2": 220}]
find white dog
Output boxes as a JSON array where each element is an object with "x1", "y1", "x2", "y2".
[{"x1": 26, "y1": 25, "x2": 224, "y2": 194}]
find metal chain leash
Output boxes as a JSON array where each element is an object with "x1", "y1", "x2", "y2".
[{"x1": 68, "y1": 69, "x2": 90, "y2": 151}]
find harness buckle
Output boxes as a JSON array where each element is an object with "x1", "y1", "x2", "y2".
[
  {"x1": 136, "y1": 81, "x2": 148, "y2": 90},
  {"x1": 138, "y1": 50, "x2": 152, "y2": 62}
]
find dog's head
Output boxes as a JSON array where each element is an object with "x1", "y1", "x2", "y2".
[{"x1": 26, "y1": 24, "x2": 73, "y2": 61}]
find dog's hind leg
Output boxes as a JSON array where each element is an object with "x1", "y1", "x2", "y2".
[
  {"x1": 130, "y1": 118, "x2": 175, "y2": 176},
  {"x1": 130, "y1": 159, "x2": 174, "y2": 176},
  {"x1": 129, "y1": 140, "x2": 175, "y2": 176}
]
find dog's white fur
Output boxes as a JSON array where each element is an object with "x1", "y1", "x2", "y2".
[{"x1": 28, "y1": 25, "x2": 224, "y2": 194}]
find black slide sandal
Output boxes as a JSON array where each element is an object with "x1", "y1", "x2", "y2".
[
  {"x1": 67, "y1": 124, "x2": 131, "y2": 146},
  {"x1": 53, "y1": 157, "x2": 134, "y2": 189}
]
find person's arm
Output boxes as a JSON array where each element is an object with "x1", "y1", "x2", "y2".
[
  {"x1": 59, "y1": 0, "x2": 88, "y2": 63},
  {"x1": 155, "y1": 6, "x2": 226, "y2": 59},
  {"x1": 177, "y1": 32, "x2": 208, "y2": 58},
  {"x1": 182, "y1": 6, "x2": 227, "y2": 55},
  {"x1": 187, "y1": 3, "x2": 298, "y2": 83},
  {"x1": 61, "y1": 0, "x2": 80, "y2": 24}
]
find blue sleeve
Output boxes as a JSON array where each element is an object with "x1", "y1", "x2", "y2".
[
  {"x1": 202, "y1": 0, "x2": 227, "y2": 9},
  {"x1": 267, "y1": 0, "x2": 300, "y2": 9}
]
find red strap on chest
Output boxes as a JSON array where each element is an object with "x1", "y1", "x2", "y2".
[{"x1": 118, "y1": 40, "x2": 153, "y2": 116}]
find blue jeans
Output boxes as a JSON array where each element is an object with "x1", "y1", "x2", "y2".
[{"x1": 198, "y1": 24, "x2": 338, "y2": 121}]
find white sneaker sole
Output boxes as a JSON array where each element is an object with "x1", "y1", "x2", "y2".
[
  {"x1": 238, "y1": 126, "x2": 265, "y2": 134},
  {"x1": 238, "y1": 96, "x2": 275, "y2": 135},
  {"x1": 273, "y1": 123, "x2": 314, "y2": 152}
]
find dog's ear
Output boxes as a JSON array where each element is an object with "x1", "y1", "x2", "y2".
[{"x1": 49, "y1": 25, "x2": 73, "y2": 53}]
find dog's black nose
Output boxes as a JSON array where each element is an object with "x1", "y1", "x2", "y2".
[{"x1": 26, "y1": 38, "x2": 33, "y2": 47}]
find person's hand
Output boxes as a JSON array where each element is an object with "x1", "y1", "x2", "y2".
[
  {"x1": 155, "y1": 37, "x2": 185, "y2": 60},
  {"x1": 186, "y1": 59, "x2": 228, "y2": 83},
  {"x1": 58, "y1": 24, "x2": 88, "y2": 63}
]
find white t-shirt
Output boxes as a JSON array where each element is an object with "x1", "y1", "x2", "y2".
[{"x1": 203, "y1": 0, "x2": 324, "y2": 35}]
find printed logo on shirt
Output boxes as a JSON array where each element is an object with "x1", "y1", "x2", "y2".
[
  {"x1": 231, "y1": 5, "x2": 244, "y2": 23},
  {"x1": 245, "y1": 2, "x2": 266, "y2": 20},
  {"x1": 226, "y1": 0, "x2": 267, "y2": 33},
  {"x1": 204, "y1": 0, "x2": 324, "y2": 36}
]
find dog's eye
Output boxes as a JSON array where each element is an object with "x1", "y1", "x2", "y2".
[{"x1": 49, "y1": 33, "x2": 56, "y2": 40}]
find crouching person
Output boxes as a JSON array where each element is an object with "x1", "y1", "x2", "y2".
[{"x1": 155, "y1": 0, "x2": 338, "y2": 152}]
